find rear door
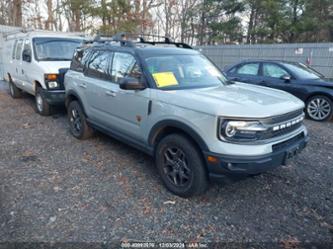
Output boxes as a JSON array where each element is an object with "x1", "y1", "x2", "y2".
[
  {"x1": 230, "y1": 62, "x2": 261, "y2": 84},
  {"x1": 82, "y1": 50, "x2": 115, "y2": 124},
  {"x1": 12, "y1": 39, "x2": 24, "y2": 86}
]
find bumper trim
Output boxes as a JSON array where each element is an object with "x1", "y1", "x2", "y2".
[
  {"x1": 204, "y1": 133, "x2": 309, "y2": 179},
  {"x1": 40, "y1": 89, "x2": 65, "y2": 105}
]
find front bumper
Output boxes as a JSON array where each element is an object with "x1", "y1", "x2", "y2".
[
  {"x1": 40, "y1": 89, "x2": 65, "y2": 105},
  {"x1": 204, "y1": 132, "x2": 309, "y2": 180}
]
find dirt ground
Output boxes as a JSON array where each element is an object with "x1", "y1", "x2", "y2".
[{"x1": 0, "y1": 80, "x2": 332, "y2": 248}]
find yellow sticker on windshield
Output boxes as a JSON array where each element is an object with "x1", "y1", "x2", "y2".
[{"x1": 152, "y1": 72, "x2": 178, "y2": 88}]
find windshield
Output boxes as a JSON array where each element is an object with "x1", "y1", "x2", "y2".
[
  {"x1": 33, "y1": 37, "x2": 81, "y2": 61},
  {"x1": 297, "y1": 63, "x2": 325, "y2": 78},
  {"x1": 283, "y1": 63, "x2": 321, "y2": 80},
  {"x1": 145, "y1": 54, "x2": 227, "y2": 90}
]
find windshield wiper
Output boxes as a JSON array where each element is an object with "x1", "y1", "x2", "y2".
[
  {"x1": 38, "y1": 57, "x2": 71, "y2": 61},
  {"x1": 226, "y1": 80, "x2": 235, "y2": 85}
]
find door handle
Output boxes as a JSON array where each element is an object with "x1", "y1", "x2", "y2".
[
  {"x1": 22, "y1": 69, "x2": 24, "y2": 75},
  {"x1": 105, "y1": 90, "x2": 116, "y2": 97},
  {"x1": 79, "y1": 83, "x2": 87, "y2": 89}
]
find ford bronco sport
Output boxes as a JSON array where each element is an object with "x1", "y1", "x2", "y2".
[{"x1": 64, "y1": 35, "x2": 309, "y2": 197}]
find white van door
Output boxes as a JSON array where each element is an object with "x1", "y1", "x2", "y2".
[
  {"x1": 12, "y1": 39, "x2": 24, "y2": 87},
  {"x1": 21, "y1": 38, "x2": 34, "y2": 94}
]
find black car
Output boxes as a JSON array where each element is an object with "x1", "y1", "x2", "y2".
[{"x1": 225, "y1": 60, "x2": 333, "y2": 121}]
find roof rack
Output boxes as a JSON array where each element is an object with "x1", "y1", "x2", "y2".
[{"x1": 83, "y1": 32, "x2": 192, "y2": 49}]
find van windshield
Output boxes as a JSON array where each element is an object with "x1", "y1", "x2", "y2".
[
  {"x1": 33, "y1": 37, "x2": 81, "y2": 61},
  {"x1": 145, "y1": 54, "x2": 227, "y2": 90}
]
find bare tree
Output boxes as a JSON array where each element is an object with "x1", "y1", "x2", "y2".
[
  {"x1": 45, "y1": 0, "x2": 54, "y2": 30},
  {"x1": 12, "y1": 0, "x2": 23, "y2": 27}
]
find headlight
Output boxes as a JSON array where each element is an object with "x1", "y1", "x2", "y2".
[
  {"x1": 47, "y1": 81, "x2": 59, "y2": 89},
  {"x1": 219, "y1": 119, "x2": 267, "y2": 142}
]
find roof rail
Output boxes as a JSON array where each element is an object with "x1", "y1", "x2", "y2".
[
  {"x1": 134, "y1": 33, "x2": 193, "y2": 49},
  {"x1": 84, "y1": 32, "x2": 192, "y2": 49}
]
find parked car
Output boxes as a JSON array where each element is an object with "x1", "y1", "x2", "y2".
[
  {"x1": 3, "y1": 31, "x2": 82, "y2": 115},
  {"x1": 224, "y1": 60, "x2": 333, "y2": 121},
  {"x1": 64, "y1": 36, "x2": 308, "y2": 197}
]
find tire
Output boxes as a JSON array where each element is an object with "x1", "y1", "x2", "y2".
[
  {"x1": 8, "y1": 79, "x2": 21, "y2": 98},
  {"x1": 68, "y1": 100, "x2": 94, "y2": 140},
  {"x1": 35, "y1": 87, "x2": 52, "y2": 116},
  {"x1": 306, "y1": 95, "x2": 333, "y2": 122},
  {"x1": 155, "y1": 134, "x2": 208, "y2": 197}
]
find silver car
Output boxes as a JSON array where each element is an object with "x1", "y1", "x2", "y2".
[{"x1": 64, "y1": 38, "x2": 309, "y2": 197}]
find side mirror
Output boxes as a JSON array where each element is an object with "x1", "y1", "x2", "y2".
[
  {"x1": 22, "y1": 49, "x2": 32, "y2": 63},
  {"x1": 280, "y1": 74, "x2": 291, "y2": 82},
  {"x1": 119, "y1": 77, "x2": 146, "y2": 90}
]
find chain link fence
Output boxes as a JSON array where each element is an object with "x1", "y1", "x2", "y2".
[
  {"x1": 197, "y1": 43, "x2": 333, "y2": 79},
  {"x1": 1, "y1": 25, "x2": 333, "y2": 80}
]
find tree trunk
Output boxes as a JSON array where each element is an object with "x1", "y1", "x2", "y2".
[
  {"x1": 74, "y1": 9, "x2": 81, "y2": 31},
  {"x1": 45, "y1": 0, "x2": 54, "y2": 30},
  {"x1": 12, "y1": 0, "x2": 22, "y2": 27},
  {"x1": 246, "y1": 6, "x2": 255, "y2": 44}
]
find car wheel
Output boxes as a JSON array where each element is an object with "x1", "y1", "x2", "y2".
[
  {"x1": 8, "y1": 79, "x2": 21, "y2": 98},
  {"x1": 68, "y1": 100, "x2": 93, "y2": 139},
  {"x1": 35, "y1": 87, "x2": 51, "y2": 116},
  {"x1": 155, "y1": 134, "x2": 208, "y2": 197},
  {"x1": 306, "y1": 95, "x2": 333, "y2": 121}
]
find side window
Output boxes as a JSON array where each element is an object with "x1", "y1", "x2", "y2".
[
  {"x1": 85, "y1": 50, "x2": 112, "y2": 80},
  {"x1": 111, "y1": 52, "x2": 142, "y2": 84},
  {"x1": 236, "y1": 63, "x2": 259, "y2": 75},
  {"x1": 15, "y1": 39, "x2": 23, "y2": 60},
  {"x1": 71, "y1": 49, "x2": 91, "y2": 72},
  {"x1": 263, "y1": 63, "x2": 290, "y2": 78},
  {"x1": 12, "y1": 40, "x2": 18, "y2": 60}
]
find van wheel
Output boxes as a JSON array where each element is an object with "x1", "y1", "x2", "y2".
[
  {"x1": 306, "y1": 95, "x2": 333, "y2": 121},
  {"x1": 155, "y1": 134, "x2": 208, "y2": 198},
  {"x1": 35, "y1": 87, "x2": 51, "y2": 116},
  {"x1": 68, "y1": 101, "x2": 93, "y2": 139},
  {"x1": 9, "y1": 80, "x2": 21, "y2": 98}
]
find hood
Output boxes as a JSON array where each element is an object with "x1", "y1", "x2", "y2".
[
  {"x1": 38, "y1": 61, "x2": 71, "y2": 74},
  {"x1": 157, "y1": 83, "x2": 304, "y2": 118}
]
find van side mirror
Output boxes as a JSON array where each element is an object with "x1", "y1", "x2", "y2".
[
  {"x1": 119, "y1": 77, "x2": 146, "y2": 90},
  {"x1": 280, "y1": 74, "x2": 291, "y2": 82},
  {"x1": 22, "y1": 49, "x2": 32, "y2": 63}
]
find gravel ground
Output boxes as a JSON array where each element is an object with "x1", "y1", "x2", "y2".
[{"x1": 0, "y1": 80, "x2": 332, "y2": 246}]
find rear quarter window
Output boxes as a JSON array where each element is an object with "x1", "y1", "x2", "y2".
[{"x1": 70, "y1": 48, "x2": 91, "y2": 72}]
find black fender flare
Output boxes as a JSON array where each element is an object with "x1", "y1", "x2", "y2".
[
  {"x1": 65, "y1": 90, "x2": 87, "y2": 115},
  {"x1": 148, "y1": 119, "x2": 209, "y2": 151}
]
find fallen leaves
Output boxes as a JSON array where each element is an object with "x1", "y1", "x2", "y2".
[{"x1": 163, "y1": 200, "x2": 176, "y2": 205}]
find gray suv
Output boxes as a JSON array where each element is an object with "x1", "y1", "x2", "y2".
[{"x1": 64, "y1": 37, "x2": 309, "y2": 197}]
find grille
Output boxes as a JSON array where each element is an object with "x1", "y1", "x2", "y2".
[
  {"x1": 260, "y1": 109, "x2": 304, "y2": 140},
  {"x1": 272, "y1": 132, "x2": 305, "y2": 152}
]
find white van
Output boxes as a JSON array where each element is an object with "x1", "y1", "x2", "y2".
[{"x1": 3, "y1": 31, "x2": 83, "y2": 115}]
